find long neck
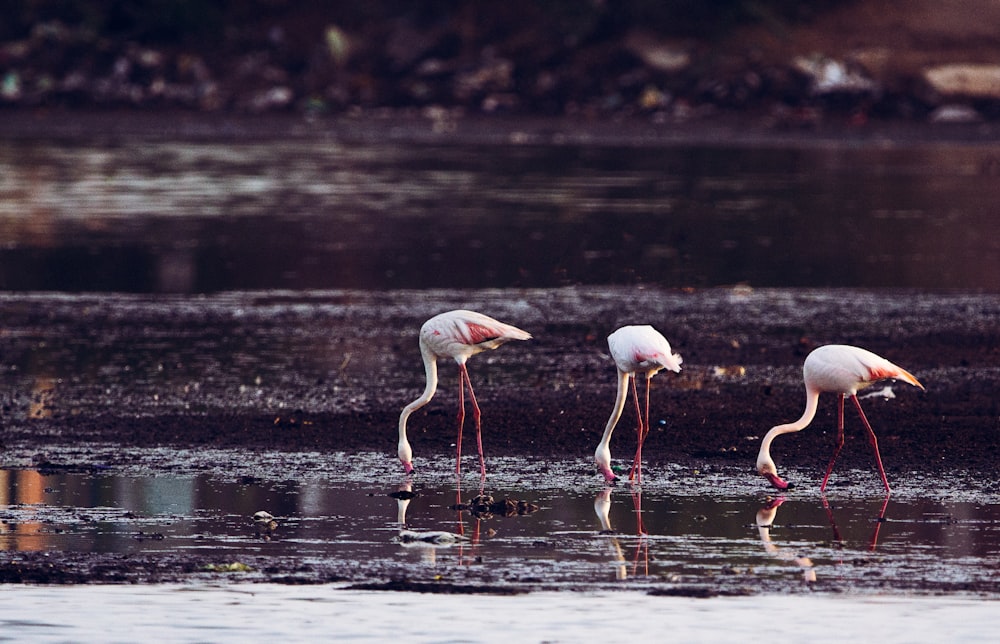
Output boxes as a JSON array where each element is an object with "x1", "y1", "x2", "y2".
[
  {"x1": 757, "y1": 386, "x2": 820, "y2": 467},
  {"x1": 398, "y1": 342, "x2": 439, "y2": 443},
  {"x1": 596, "y1": 370, "x2": 629, "y2": 455}
]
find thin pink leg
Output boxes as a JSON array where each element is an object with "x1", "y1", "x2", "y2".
[
  {"x1": 628, "y1": 376, "x2": 644, "y2": 484},
  {"x1": 462, "y1": 366, "x2": 486, "y2": 480},
  {"x1": 820, "y1": 393, "x2": 847, "y2": 492},
  {"x1": 851, "y1": 395, "x2": 891, "y2": 494},
  {"x1": 455, "y1": 365, "x2": 466, "y2": 476},
  {"x1": 642, "y1": 373, "x2": 652, "y2": 470}
]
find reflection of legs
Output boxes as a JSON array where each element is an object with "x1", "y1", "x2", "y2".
[
  {"x1": 631, "y1": 489, "x2": 646, "y2": 535},
  {"x1": 628, "y1": 376, "x2": 644, "y2": 484},
  {"x1": 821, "y1": 495, "x2": 843, "y2": 544},
  {"x1": 820, "y1": 394, "x2": 847, "y2": 492},
  {"x1": 455, "y1": 478, "x2": 465, "y2": 537},
  {"x1": 869, "y1": 493, "x2": 890, "y2": 551},
  {"x1": 631, "y1": 490, "x2": 648, "y2": 575},
  {"x1": 852, "y1": 395, "x2": 891, "y2": 494}
]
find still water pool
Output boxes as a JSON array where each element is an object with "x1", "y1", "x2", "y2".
[
  {"x1": 1, "y1": 133, "x2": 999, "y2": 292},
  {"x1": 2, "y1": 453, "x2": 1000, "y2": 640},
  {"x1": 2, "y1": 455, "x2": 998, "y2": 592}
]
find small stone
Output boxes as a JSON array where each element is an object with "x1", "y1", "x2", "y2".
[
  {"x1": 928, "y1": 104, "x2": 982, "y2": 123},
  {"x1": 924, "y1": 64, "x2": 1000, "y2": 99}
]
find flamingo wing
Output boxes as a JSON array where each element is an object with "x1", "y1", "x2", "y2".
[
  {"x1": 421, "y1": 309, "x2": 531, "y2": 359},
  {"x1": 608, "y1": 325, "x2": 682, "y2": 374},
  {"x1": 807, "y1": 345, "x2": 923, "y2": 393}
]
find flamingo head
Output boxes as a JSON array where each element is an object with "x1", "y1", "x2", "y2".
[
  {"x1": 757, "y1": 460, "x2": 793, "y2": 490},
  {"x1": 594, "y1": 446, "x2": 619, "y2": 483},
  {"x1": 599, "y1": 467, "x2": 619, "y2": 484},
  {"x1": 398, "y1": 439, "x2": 414, "y2": 474},
  {"x1": 760, "y1": 469, "x2": 795, "y2": 490},
  {"x1": 757, "y1": 436, "x2": 795, "y2": 490}
]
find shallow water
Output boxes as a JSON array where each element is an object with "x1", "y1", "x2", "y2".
[
  {"x1": 2, "y1": 455, "x2": 999, "y2": 593},
  {"x1": 1, "y1": 136, "x2": 999, "y2": 292}
]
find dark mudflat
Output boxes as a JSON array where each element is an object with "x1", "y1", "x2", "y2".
[{"x1": 0, "y1": 287, "x2": 997, "y2": 593}]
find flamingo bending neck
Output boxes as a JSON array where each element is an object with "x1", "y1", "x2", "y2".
[
  {"x1": 595, "y1": 370, "x2": 630, "y2": 482},
  {"x1": 398, "y1": 341, "x2": 443, "y2": 473},
  {"x1": 756, "y1": 385, "x2": 820, "y2": 489}
]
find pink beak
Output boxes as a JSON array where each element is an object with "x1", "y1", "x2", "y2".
[
  {"x1": 402, "y1": 461, "x2": 414, "y2": 474},
  {"x1": 764, "y1": 472, "x2": 792, "y2": 490}
]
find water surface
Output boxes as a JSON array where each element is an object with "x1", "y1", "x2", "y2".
[
  {"x1": 2, "y1": 460, "x2": 998, "y2": 592},
  {"x1": 2, "y1": 139, "x2": 999, "y2": 292}
]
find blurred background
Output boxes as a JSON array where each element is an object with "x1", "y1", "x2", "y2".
[
  {"x1": 3, "y1": 0, "x2": 1000, "y2": 119},
  {"x1": 2, "y1": 1, "x2": 1000, "y2": 293}
]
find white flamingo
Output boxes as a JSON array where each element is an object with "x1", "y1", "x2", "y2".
[
  {"x1": 397, "y1": 310, "x2": 531, "y2": 478},
  {"x1": 595, "y1": 325, "x2": 682, "y2": 484},
  {"x1": 756, "y1": 344, "x2": 924, "y2": 493}
]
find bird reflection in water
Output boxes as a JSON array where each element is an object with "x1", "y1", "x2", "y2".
[
  {"x1": 390, "y1": 482, "x2": 468, "y2": 565},
  {"x1": 252, "y1": 510, "x2": 278, "y2": 540},
  {"x1": 594, "y1": 487, "x2": 648, "y2": 580},
  {"x1": 0, "y1": 470, "x2": 48, "y2": 551},
  {"x1": 823, "y1": 493, "x2": 891, "y2": 552},
  {"x1": 755, "y1": 497, "x2": 817, "y2": 583}
]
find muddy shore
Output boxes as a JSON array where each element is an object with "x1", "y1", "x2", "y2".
[{"x1": 1, "y1": 287, "x2": 997, "y2": 592}]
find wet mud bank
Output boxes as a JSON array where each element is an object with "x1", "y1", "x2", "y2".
[{"x1": 1, "y1": 286, "x2": 999, "y2": 592}]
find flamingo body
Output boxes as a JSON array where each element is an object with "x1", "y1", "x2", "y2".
[
  {"x1": 756, "y1": 344, "x2": 924, "y2": 493},
  {"x1": 397, "y1": 310, "x2": 531, "y2": 477},
  {"x1": 595, "y1": 325, "x2": 682, "y2": 483}
]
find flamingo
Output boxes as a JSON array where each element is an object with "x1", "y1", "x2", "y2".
[
  {"x1": 595, "y1": 325, "x2": 682, "y2": 484},
  {"x1": 397, "y1": 309, "x2": 531, "y2": 478},
  {"x1": 756, "y1": 344, "x2": 924, "y2": 494}
]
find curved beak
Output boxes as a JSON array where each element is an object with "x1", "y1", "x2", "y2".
[
  {"x1": 764, "y1": 472, "x2": 793, "y2": 490},
  {"x1": 402, "y1": 461, "x2": 414, "y2": 475}
]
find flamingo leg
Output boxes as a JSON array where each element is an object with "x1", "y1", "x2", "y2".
[
  {"x1": 628, "y1": 375, "x2": 644, "y2": 484},
  {"x1": 642, "y1": 372, "x2": 652, "y2": 457},
  {"x1": 462, "y1": 365, "x2": 486, "y2": 480},
  {"x1": 455, "y1": 365, "x2": 466, "y2": 476},
  {"x1": 820, "y1": 394, "x2": 847, "y2": 492},
  {"x1": 850, "y1": 395, "x2": 891, "y2": 494}
]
